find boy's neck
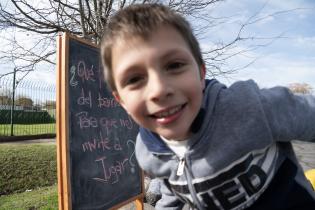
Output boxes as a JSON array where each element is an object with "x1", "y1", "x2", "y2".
[{"x1": 159, "y1": 135, "x2": 189, "y2": 143}]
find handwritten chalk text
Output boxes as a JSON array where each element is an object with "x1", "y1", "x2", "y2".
[
  {"x1": 77, "y1": 88, "x2": 92, "y2": 108},
  {"x1": 93, "y1": 156, "x2": 129, "y2": 184},
  {"x1": 98, "y1": 93, "x2": 120, "y2": 108},
  {"x1": 75, "y1": 112, "x2": 135, "y2": 130},
  {"x1": 82, "y1": 132, "x2": 122, "y2": 152}
]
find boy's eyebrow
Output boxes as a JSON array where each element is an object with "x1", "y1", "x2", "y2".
[{"x1": 160, "y1": 48, "x2": 190, "y2": 60}]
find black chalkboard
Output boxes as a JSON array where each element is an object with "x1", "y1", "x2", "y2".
[{"x1": 66, "y1": 36, "x2": 142, "y2": 210}]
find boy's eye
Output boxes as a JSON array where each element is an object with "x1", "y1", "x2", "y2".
[
  {"x1": 166, "y1": 62, "x2": 185, "y2": 71},
  {"x1": 125, "y1": 75, "x2": 143, "y2": 86}
]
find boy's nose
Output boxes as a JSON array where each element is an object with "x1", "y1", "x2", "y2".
[{"x1": 147, "y1": 74, "x2": 174, "y2": 103}]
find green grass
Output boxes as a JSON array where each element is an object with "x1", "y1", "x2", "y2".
[
  {"x1": 0, "y1": 144, "x2": 57, "y2": 195},
  {"x1": 0, "y1": 185, "x2": 58, "y2": 210},
  {"x1": 0, "y1": 123, "x2": 55, "y2": 136}
]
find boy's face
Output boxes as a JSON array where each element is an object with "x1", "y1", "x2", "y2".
[{"x1": 111, "y1": 25, "x2": 205, "y2": 140}]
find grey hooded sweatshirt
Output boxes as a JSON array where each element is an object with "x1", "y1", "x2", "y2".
[{"x1": 135, "y1": 79, "x2": 315, "y2": 210}]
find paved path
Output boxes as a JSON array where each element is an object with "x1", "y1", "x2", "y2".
[{"x1": 292, "y1": 141, "x2": 315, "y2": 171}]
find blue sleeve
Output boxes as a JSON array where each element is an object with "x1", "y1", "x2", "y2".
[{"x1": 260, "y1": 86, "x2": 315, "y2": 142}]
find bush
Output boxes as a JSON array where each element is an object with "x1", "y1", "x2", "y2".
[
  {"x1": 0, "y1": 110, "x2": 55, "y2": 124},
  {"x1": 0, "y1": 144, "x2": 57, "y2": 195}
]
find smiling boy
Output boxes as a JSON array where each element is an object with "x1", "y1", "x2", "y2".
[
  {"x1": 110, "y1": 24, "x2": 205, "y2": 140},
  {"x1": 101, "y1": 4, "x2": 315, "y2": 210}
]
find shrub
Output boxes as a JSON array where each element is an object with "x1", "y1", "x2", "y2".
[{"x1": 0, "y1": 110, "x2": 55, "y2": 124}]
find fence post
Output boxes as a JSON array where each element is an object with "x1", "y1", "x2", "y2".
[{"x1": 10, "y1": 68, "x2": 16, "y2": 136}]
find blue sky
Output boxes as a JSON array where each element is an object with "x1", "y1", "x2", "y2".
[
  {"x1": 199, "y1": 0, "x2": 315, "y2": 89},
  {"x1": 0, "y1": 0, "x2": 314, "y2": 90}
]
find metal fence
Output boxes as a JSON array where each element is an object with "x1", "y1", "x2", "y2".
[{"x1": 0, "y1": 76, "x2": 56, "y2": 137}]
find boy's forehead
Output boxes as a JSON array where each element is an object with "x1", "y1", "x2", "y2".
[
  {"x1": 114, "y1": 34, "x2": 144, "y2": 46},
  {"x1": 113, "y1": 24, "x2": 182, "y2": 43},
  {"x1": 113, "y1": 25, "x2": 188, "y2": 49},
  {"x1": 112, "y1": 26, "x2": 191, "y2": 59},
  {"x1": 112, "y1": 29, "x2": 151, "y2": 46},
  {"x1": 111, "y1": 25, "x2": 202, "y2": 78}
]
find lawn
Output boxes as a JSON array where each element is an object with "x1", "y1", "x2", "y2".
[
  {"x1": 0, "y1": 185, "x2": 58, "y2": 210},
  {"x1": 0, "y1": 123, "x2": 55, "y2": 136},
  {"x1": 0, "y1": 144, "x2": 57, "y2": 195},
  {"x1": 0, "y1": 143, "x2": 58, "y2": 209}
]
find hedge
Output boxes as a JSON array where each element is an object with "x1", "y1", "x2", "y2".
[{"x1": 0, "y1": 110, "x2": 55, "y2": 124}]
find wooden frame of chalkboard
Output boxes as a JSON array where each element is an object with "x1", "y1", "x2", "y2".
[{"x1": 56, "y1": 32, "x2": 144, "y2": 210}]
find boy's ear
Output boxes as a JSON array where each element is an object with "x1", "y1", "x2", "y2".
[
  {"x1": 112, "y1": 91, "x2": 126, "y2": 109},
  {"x1": 200, "y1": 64, "x2": 206, "y2": 80},
  {"x1": 112, "y1": 91, "x2": 129, "y2": 114},
  {"x1": 112, "y1": 91, "x2": 132, "y2": 115},
  {"x1": 200, "y1": 64, "x2": 206, "y2": 89}
]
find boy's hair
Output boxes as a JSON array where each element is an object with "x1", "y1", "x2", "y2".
[{"x1": 100, "y1": 3, "x2": 204, "y2": 91}]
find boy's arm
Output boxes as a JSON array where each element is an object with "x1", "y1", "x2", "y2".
[
  {"x1": 260, "y1": 86, "x2": 315, "y2": 142},
  {"x1": 154, "y1": 179, "x2": 185, "y2": 210}
]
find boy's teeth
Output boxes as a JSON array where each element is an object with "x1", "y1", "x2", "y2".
[{"x1": 156, "y1": 106, "x2": 181, "y2": 118}]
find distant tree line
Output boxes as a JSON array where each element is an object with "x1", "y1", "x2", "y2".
[{"x1": 0, "y1": 94, "x2": 56, "y2": 110}]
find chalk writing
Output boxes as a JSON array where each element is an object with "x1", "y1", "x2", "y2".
[
  {"x1": 99, "y1": 117, "x2": 118, "y2": 130},
  {"x1": 93, "y1": 156, "x2": 129, "y2": 184},
  {"x1": 75, "y1": 111, "x2": 134, "y2": 131},
  {"x1": 77, "y1": 61, "x2": 95, "y2": 83},
  {"x1": 119, "y1": 116, "x2": 135, "y2": 130},
  {"x1": 82, "y1": 132, "x2": 110, "y2": 152},
  {"x1": 127, "y1": 140, "x2": 136, "y2": 173},
  {"x1": 98, "y1": 93, "x2": 120, "y2": 108},
  {"x1": 77, "y1": 88, "x2": 92, "y2": 108},
  {"x1": 114, "y1": 138, "x2": 122, "y2": 151},
  {"x1": 76, "y1": 111, "x2": 98, "y2": 129},
  {"x1": 81, "y1": 132, "x2": 123, "y2": 153},
  {"x1": 70, "y1": 65, "x2": 78, "y2": 86}
]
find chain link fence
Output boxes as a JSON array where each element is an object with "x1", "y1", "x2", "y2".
[{"x1": 0, "y1": 76, "x2": 56, "y2": 138}]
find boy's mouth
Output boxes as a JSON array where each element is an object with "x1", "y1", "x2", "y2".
[{"x1": 150, "y1": 104, "x2": 186, "y2": 124}]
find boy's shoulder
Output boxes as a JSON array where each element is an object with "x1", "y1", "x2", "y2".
[
  {"x1": 206, "y1": 79, "x2": 260, "y2": 94},
  {"x1": 135, "y1": 130, "x2": 167, "y2": 176},
  {"x1": 204, "y1": 79, "x2": 261, "y2": 106}
]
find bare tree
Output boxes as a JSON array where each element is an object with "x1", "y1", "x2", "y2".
[
  {"x1": 0, "y1": 0, "x2": 299, "y2": 80},
  {"x1": 0, "y1": 0, "x2": 225, "y2": 79}
]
